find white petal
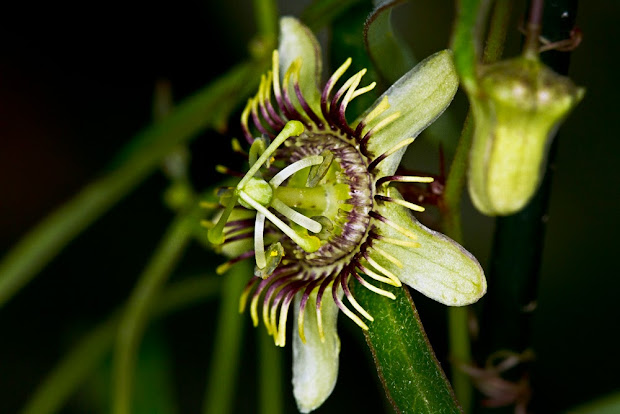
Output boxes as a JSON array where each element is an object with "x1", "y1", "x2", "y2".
[
  {"x1": 279, "y1": 17, "x2": 323, "y2": 112},
  {"x1": 372, "y1": 190, "x2": 486, "y2": 305},
  {"x1": 361, "y1": 50, "x2": 459, "y2": 177},
  {"x1": 292, "y1": 291, "x2": 340, "y2": 413}
]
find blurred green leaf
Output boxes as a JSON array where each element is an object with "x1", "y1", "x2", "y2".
[
  {"x1": 301, "y1": 0, "x2": 363, "y2": 31},
  {"x1": 364, "y1": 0, "x2": 416, "y2": 84},
  {"x1": 567, "y1": 393, "x2": 620, "y2": 414},
  {"x1": 202, "y1": 260, "x2": 252, "y2": 414},
  {"x1": 0, "y1": 60, "x2": 262, "y2": 310},
  {"x1": 353, "y1": 284, "x2": 461, "y2": 414},
  {"x1": 20, "y1": 276, "x2": 221, "y2": 414}
]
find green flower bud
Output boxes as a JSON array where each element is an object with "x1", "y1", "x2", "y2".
[{"x1": 467, "y1": 57, "x2": 584, "y2": 216}]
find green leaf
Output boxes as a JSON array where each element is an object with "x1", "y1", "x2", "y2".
[
  {"x1": 567, "y1": 393, "x2": 620, "y2": 414},
  {"x1": 353, "y1": 283, "x2": 461, "y2": 414},
  {"x1": 364, "y1": 0, "x2": 416, "y2": 84},
  {"x1": 301, "y1": 0, "x2": 363, "y2": 31}
]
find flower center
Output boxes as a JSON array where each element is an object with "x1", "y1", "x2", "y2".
[{"x1": 280, "y1": 130, "x2": 373, "y2": 268}]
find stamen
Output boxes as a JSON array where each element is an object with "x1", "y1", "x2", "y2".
[
  {"x1": 257, "y1": 74, "x2": 281, "y2": 131},
  {"x1": 240, "y1": 99, "x2": 254, "y2": 144},
  {"x1": 297, "y1": 279, "x2": 322, "y2": 344},
  {"x1": 352, "y1": 271, "x2": 397, "y2": 299},
  {"x1": 248, "y1": 136, "x2": 268, "y2": 169},
  {"x1": 292, "y1": 61, "x2": 324, "y2": 127},
  {"x1": 332, "y1": 279, "x2": 369, "y2": 330},
  {"x1": 216, "y1": 250, "x2": 255, "y2": 275},
  {"x1": 237, "y1": 120, "x2": 304, "y2": 189},
  {"x1": 269, "y1": 155, "x2": 324, "y2": 188},
  {"x1": 316, "y1": 277, "x2": 334, "y2": 342},
  {"x1": 356, "y1": 262, "x2": 400, "y2": 287},
  {"x1": 341, "y1": 271, "x2": 373, "y2": 321},
  {"x1": 359, "y1": 111, "x2": 401, "y2": 146},
  {"x1": 369, "y1": 245, "x2": 403, "y2": 268},
  {"x1": 354, "y1": 96, "x2": 390, "y2": 138},
  {"x1": 364, "y1": 254, "x2": 402, "y2": 286},
  {"x1": 337, "y1": 70, "x2": 366, "y2": 116},
  {"x1": 271, "y1": 199, "x2": 322, "y2": 233},
  {"x1": 271, "y1": 51, "x2": 284, "y2": 112},
  {"x1": 376, "y1": 174, "x2": 435, "y2": 188},
  {"x1": 377, "y1": 235, "x2": 421, "y2": 248},
  {"x1": 250, "y1": 96, "x2": 272, "y2": 137},
  {"x1": 370, "y1": 211, "x2": 418, "y2": 241},
  {"x1": 239, "y1": 277, "x2": 260, "y2": 312},
  {"x1": 282, "y1": 59, "x2": 304, "y2": 120},
  {"x1": 255, "y1": 242, "x2": 284, "y2": 279},
  {"x1": 199, "y1": 220, "x2": 213, "y2": 229},
  {"x1": 199, "y1": 201, "x2": 219, "y2": 209},
  {"x1": 254, "y1": 213, "x2": 267, "y2": 269},
  {"x1": 376, "y1": 194, "x2": 425, "y2": 212},
  {"x1": 321, "y1": 58, "x2": 352, "y2": 117},
  {"x1": 330, "y1": 70, "x2": 362, "y2": 117},
  {"x1": 262, "y1": 71, "x2": 286, "y2": 127},
  {"x1": 216, "y1": 165, "x2": 244, "y2": 177},
  {"x1": 368, "y1": 137, "x2": 415, "y2": 171},
  {"x1": 208, "y1": 194, "x2": 239, "y2": 245},
  {"x1": 351, "y1": 81, "x2": 376, "y2": 100},
  {"x1": 239, "y1": 191, "x2": 321, "y2": 253}
]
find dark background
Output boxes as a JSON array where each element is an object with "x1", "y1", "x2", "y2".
[{"x1": 1, "y1": 1, "x2": 618, "y2": 413}]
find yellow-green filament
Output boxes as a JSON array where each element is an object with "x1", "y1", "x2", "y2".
[
  {"x1": 380, "y1": 236, "x2": 421, "y2": 248},
  {"x1": 360, "y1": 264, "x2": 400, "y2": 287},
  {"x1": 365, "y1": 256, "x2": 401, "y2": 287},
  {"x1": 351, "y1": 81, "x2": 376, "y2": 100},
  {"x1": 238, "y1": 120, "x2": 305, "y2": 189},
  {"x1": 371, "y1": 246, "x2": 403, "y2": 268},
  {"x1": 323, "y1": 58, "x2": 353, "y2": 108},
  {"x1": 271, "y1": 199, "x2": 322, "y2": 233},
  {"x1": 387, "y1": 197, "x2": 426, "y2": 212},
  {"x1": 355, "y1": 274, "x2": 397, "y2": 299},
  {"x1": 239, "y1": 191, "x2": 321, "y2": 253},
  {"x1": 207, "y1": 194, "x2": 239, "y2": 245},
  {"x1": 254, "y1": 213, "x2": 267, "y2": 269},
  {"x1": 269, "y1": 155, "x2": 324, "y2": 188},
  {"x1": 345, "y1": 293, "x2": 374, "y2": 322},
  {"x1": 358, "y1": 96, "x2": 390, "y2": 133}
]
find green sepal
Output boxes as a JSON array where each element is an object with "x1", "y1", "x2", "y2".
[
  {"x1": 372, "y1": 189, "x2": 486, "y2": 306},
  {"x1": 361, "y1": 50, "x2": 459, "y2": 178}
]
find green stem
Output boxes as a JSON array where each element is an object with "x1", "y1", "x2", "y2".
[
  {"x1": 20, "y1": 276, "x2": 221, "y2": 414},
  {"x1": 445, "y1": 1, "x2": 512, "y2": 412},
  {"x1": 202, "y1": 260, "x2": 251, "y2": 414},
  {"x1": 0, "y1": 61, "x2": 259, "y2": 310},
  {"x1": 253, "y1": 0, "x2": 278, "y2": 42},
  {"x1": 112, "y1": 208, "x2": 201, "y2": 414},
  {"x1": 258, "y1": 329, "x2": 283, "y2": 414}
]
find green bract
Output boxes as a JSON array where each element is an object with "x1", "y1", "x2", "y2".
[
  {"x1": 208, "y1": 17, "x2": 486, "y2": 413},
  {"x1": 467, "y1": 56, "x2": 585, "y2": 216}
]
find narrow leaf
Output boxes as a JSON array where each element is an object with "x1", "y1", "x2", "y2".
[
  {"x1": 353, "y1": 283, "x2": 461, "y2": 414},
  {"x1": 364, "y1": 0, "x2": 416, "y2": 84}
]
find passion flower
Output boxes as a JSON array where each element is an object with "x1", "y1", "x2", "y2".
[{"x1": 208, "y1": 17, "x2": 486, "y2": 413}]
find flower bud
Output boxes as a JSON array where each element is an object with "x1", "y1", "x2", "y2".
[{"x1": 467, "y1": 57, "x2": 584, "y2": 216}]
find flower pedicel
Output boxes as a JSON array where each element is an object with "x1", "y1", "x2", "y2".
[{"x1": 207, "y1": 17, "x2": 486, "y2": 413}]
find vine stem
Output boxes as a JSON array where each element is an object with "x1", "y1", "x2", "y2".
[
  {"x1": 0, "y1": 61, "x2": 259, "y2": 309},
  {"x1": 445, "y1": 1, "x2": 512, "y2": 412},
  {"x1": 21, "y1": 276, "x2": 221, "y2": 414},
  {"x1": 112, "y1": 208, "x2": 201, "y2": 414}
]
